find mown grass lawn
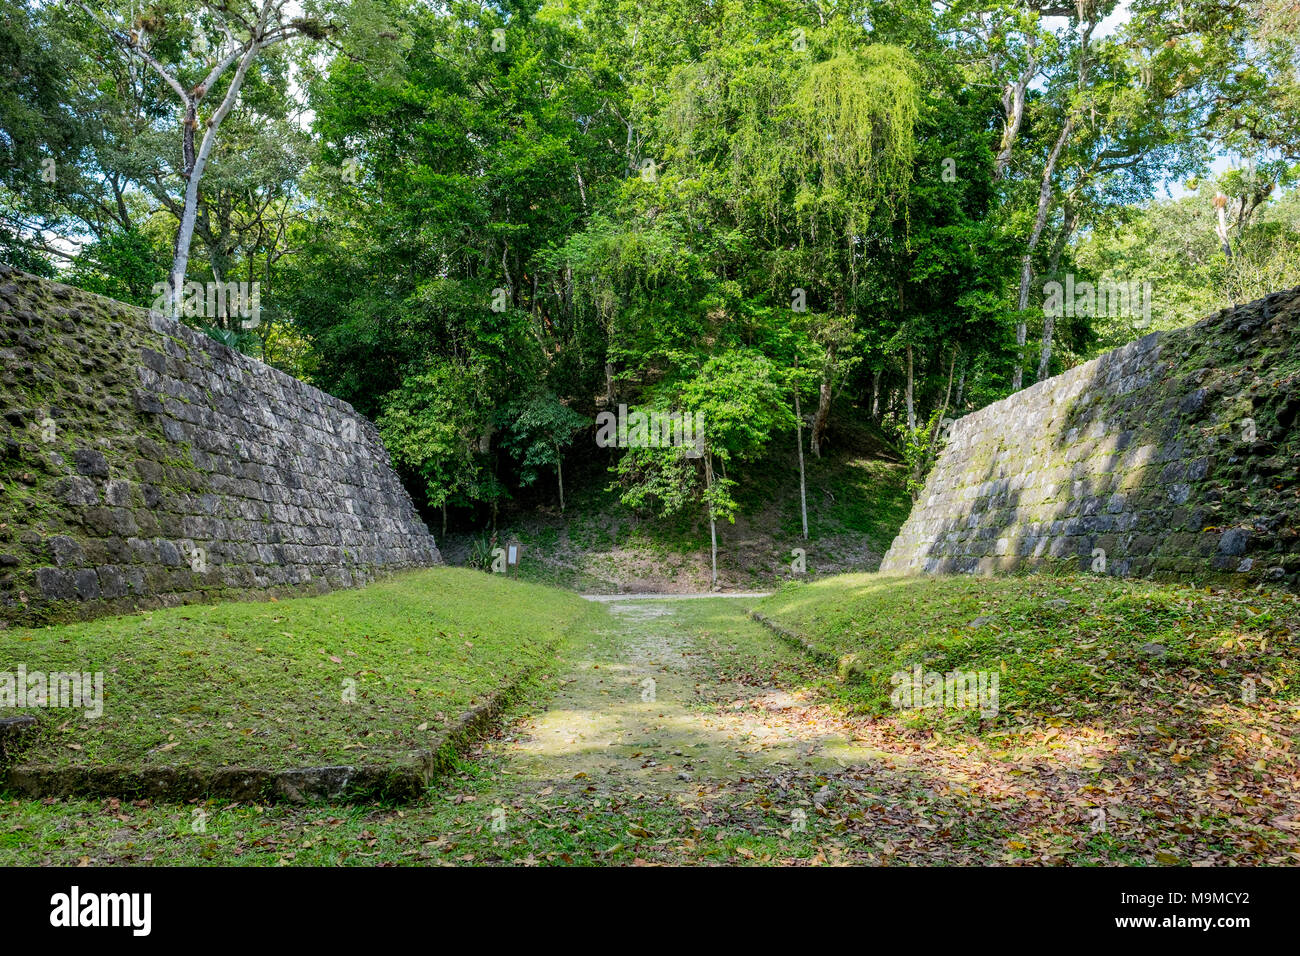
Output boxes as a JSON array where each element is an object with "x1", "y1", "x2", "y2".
[
  {"x1": 1, "y1": 567, "x2": 597, "y2": 772},
  {"x1": 756, "y1": 573, "x2": 1300, "y2": 728}
]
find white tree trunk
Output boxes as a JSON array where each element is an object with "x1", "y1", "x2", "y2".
[
  {"x1": 75, "y1": 1, "x2": 296, "y2": 320},
  {"x1": 1038, "y1": 207, "x2": 1079, "y2": 382},
  {"x1": 168, "y1": 39, "x2": 263, "y2": 317},
  {"x1": 1013, "y1": 13, "x2": 1095, "y2": 390},
  {"x1": 1014, "y1": 116, "x2": 1074, "y2": 390},
  {"x1": 995, "y1": 56, "x2": 1037, "y2": 181}
]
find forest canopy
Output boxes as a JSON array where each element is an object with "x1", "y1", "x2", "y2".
[{"x1": 2, "y1": 0, "x2": 1297, "y2": 537}]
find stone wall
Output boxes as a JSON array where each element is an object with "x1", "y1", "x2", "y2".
[
  {"x1": 881, "y1": 286, "x2": 1300, "y2": 587},
  {"x1": 1, "y1": 267, "x2": 439, "y2": 625}
]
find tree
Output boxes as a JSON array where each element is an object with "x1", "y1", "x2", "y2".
[
  {"x1": 614, "y1": 350, "x2": 794, "y2": 586},
  {"x1": 70, "y1": 0, "x2": 335, "y2": 318},
  {"x1": 0, "y1": 0, "x2": 87, "y2": 271},
  {"x1": 64, "y1": 225, "x2": 168, "y2": 305},
  {"x1": 377, "y1": 359, "x2": 491, "y2": 539},
  {"x1": 499, "y1": 394, "x2": 588, "y2": 512}
]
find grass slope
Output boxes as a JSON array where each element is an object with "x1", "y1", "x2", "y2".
[
  {"x1": 755, "y1": 573, "x2": 1300, "y2": 730},
  {"x1": 1, "y1": 567, "x2": 596, "y2": 774},
  {"x1": 750, "y1": 573, "x2": 1300, "y2": 863},
  {"x1": 2, "y1": 574, "x2": 1299, "y2": 865},
  {"x1": 5, "y1": 577, "x2": 1298, "y2": 866}
]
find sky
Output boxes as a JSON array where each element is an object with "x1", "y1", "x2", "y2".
[{"x1": 1047, "y1": 0, "x2": 1234, "y2": 199}]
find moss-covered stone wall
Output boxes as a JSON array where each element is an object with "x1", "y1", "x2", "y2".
[
  {"x1": 1, "y1": 267, "x2": 439, "y2": 625},
  {"x1": 881, "y1": 287, "x2": 1300, "y2": 587}
]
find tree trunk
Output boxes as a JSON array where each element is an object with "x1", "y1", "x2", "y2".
[
  {"x1": 75, "y1": 2, "x2": 293, "y2": 321},
  {"x1": 1213, "y1": 194, "x2": 1234, "y2": 259},
  {"x1": 166, "y1": 40, "x2": 263, "y2": 318},
  {"x1": 1048, "y1": 202, "x2": 1077, "y2": 276},
  {"x1": 705, "y1": 452, "x2": 718, "y2": 588},
  {"x1": 905, "y1": 345, "x2": 915, "y2": 432},
  {"x1": 870, "y1": 368, "x2": 881, "y2": 421},
  {"x1": 166, "y1": 103, "x2": 199, "y2": 318},
  {"x1": 794, "y1": 386, "x2": 808, "y2": 540},
  {"x1": 1038, "y1": 204, "x2": 1079, "y2": 382},
  {"x1": 557, "y1": 454, "x2": 565, "y2": 513},
  {"x1": 943, "y1": 347, "x2": 956, "y2": 414},
  {"x1": 911, "y1": 348, "x2": 958, "y2": 495},
  {"x1": 810, "y1": 343, "x2": 836, "y2": 458},
  {"x1": 1014, "y1": 114, "x2": 1075, "y2": 391},
  {"x1": 1017, "y1": 16, "x2": 1095, "y2": 388},
  {"x1": 574, "y1": 164, "x2": 588, "y2": 211},
  {"x1": 995, "y1": 57, "x2": 1037, "y2": 181},
  {"x1": 209, "y1": 259, "x2": 227, "y2": 327}
]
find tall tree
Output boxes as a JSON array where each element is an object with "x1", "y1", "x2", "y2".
[{"x1": 70, "y1": 0, "x2": 335, "y2": 318}]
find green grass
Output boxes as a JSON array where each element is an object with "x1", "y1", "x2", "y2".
[
  {"x1": 2, "y1": 574, "x2": 1298, "y2": 865},
  {"x1": 744, "y1": 572, "x2": 1300, "y2": 865},
  {"x1": 1, "y1": 567, "x2": 597, "y2": 772},
  {"x1": 755, "y1": 572, "x2": 1300, "y2": 734},
  {"x1": 0, "y1": 783, "x2": 845, "y2": 866}
]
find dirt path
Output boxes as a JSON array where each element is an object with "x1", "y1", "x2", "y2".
[
  {"x1": 413, "y1": 596, "x2": 1017, "y2": 865},
  {"x1": 495, "y1": 598, "x2": 896, "y2": 795},
  {"x1": 579, "y1": 592, "x2": 773, "y2": 601},
  {"x1": 414, "y1": 596, "x2": 1056, "y2": 865}
]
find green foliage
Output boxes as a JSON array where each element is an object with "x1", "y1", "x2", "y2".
[
  {"x1": 896, "y1": 409, "x2": 945, "y2": 501},
  {"x1": 377, "y1": 360, "x2": 492, "y2": 512},
  {"x1": 6, "y1": 0, "x2": 1298, "y2": 537},
  {"x1": 65, "y1": 227, "x2": 168, "y2": 307},
  {"x1": 611, "y1": 350, "x2": 795, "y2": 525},
  {"x1": 498, "y1": 393, "x2": 588, "y2": 489},
  {"x1": 198, "y1": 323, "x2": 260, "y2": 355},
  {"x1": 465, "y1": 532, "x2": 499, "y2": 572},
  {"x1": 612, "y1": 444, "x2": 704, "y2": 520},
  {"x1": 1076, "y1": 187, "x2": 1300, "y2": 354}
]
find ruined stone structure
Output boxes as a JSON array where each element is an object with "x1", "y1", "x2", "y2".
[
  {"x1": 882, "y1": 287, "x2": 1300, "y2": 587},
  {"x1": 1, "y1": 267, "x2": 440, "y2": 624}
]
